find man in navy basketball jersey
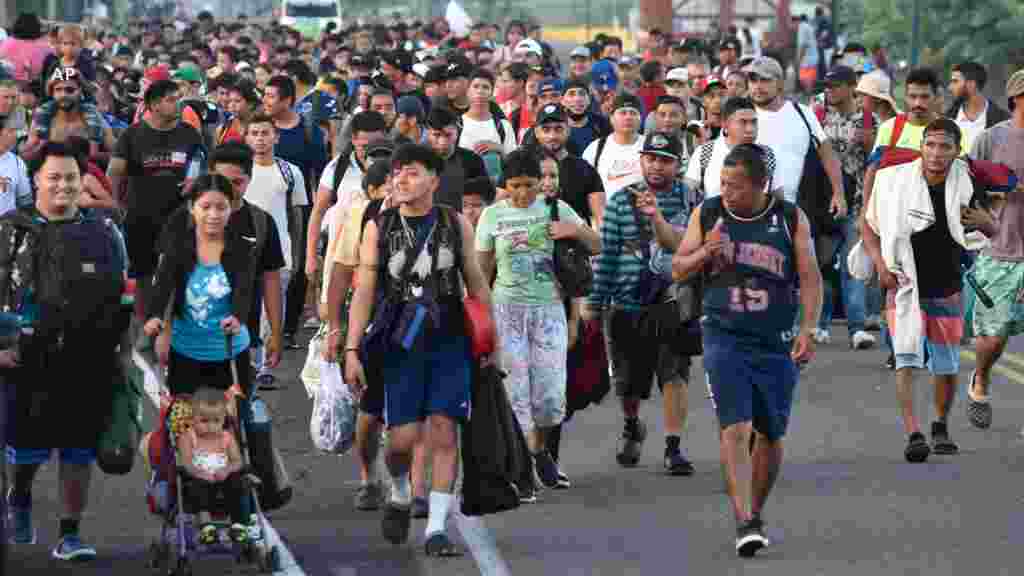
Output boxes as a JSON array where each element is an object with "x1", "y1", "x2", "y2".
[{"x1": 672, "y1": 144, "x2": 823, "y2": 557}]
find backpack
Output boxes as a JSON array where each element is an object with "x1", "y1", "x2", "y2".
[
  {"x1": 0, "y1": 209, "x2": 125, "y2": 367},
  {"x1": 791, "y1": 100, "x2": 841, "y2": 239},
  {"x1": 273, "y1": 157, "x2": 299, "y2": 236}
]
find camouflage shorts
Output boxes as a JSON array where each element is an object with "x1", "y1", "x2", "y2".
[{"x1": 972, "y1": 254, "x2": 1024, "y2": 338}]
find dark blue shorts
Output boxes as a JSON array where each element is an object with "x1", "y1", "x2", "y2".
[
  {"x1": 703, "y1": 330, "x2": 798, "y2": 441},
  {"x1": 380, "y1": 334, "x2": 472, "y2": 428},
  {"x1": 6, "y1": 446, "x2": 96, "y2": 466}
]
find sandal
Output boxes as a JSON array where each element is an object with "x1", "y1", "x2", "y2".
[
  {"x1": 198, "y1": 524, "x2": 217, "y2": 545},
  {"x1": 424, "y1": 532, "x2": 463, "y2": 557},
  {"x1": 966, "y1": 369, "x2": 993, "y2": 430}
]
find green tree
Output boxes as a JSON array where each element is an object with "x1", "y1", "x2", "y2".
[{"x1": 857, "y1": 0, "x2": 1024, "y2": 68}]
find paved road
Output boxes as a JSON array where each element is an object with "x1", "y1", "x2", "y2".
[{"x1": 9, "y1": 321, "x2": 1024, "y2": 575}]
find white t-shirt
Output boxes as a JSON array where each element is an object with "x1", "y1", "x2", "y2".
[
  {"x1": 956, "y1": 102, "x2": 988, "y2": 153},
  {"x1": 755, "y1": 101, "x2": 827, "y2": 203},
  {"x1": 685, "y1": 137, "x2": 782, "y2": 200},
  {"x1": 582, "y1": 134, "x2": 645, "y2": 202},
  {"x1": 244, "y1": 160, "x2": 308, "y2": 271},
  {"x1": 458, "y1": 114, "x2": 517, "y2": 154},
  {"x1": 318, "y1": 152, "x2": 365, "y2": 218}
]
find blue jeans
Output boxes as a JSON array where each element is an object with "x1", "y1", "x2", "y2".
[{"x1": 837, "y1": 218, "x2": 868, "y2": 334}]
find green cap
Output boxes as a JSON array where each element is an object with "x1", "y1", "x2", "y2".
[{"x1": 172, "y1": 66, "x2": 202, "y2": 84}]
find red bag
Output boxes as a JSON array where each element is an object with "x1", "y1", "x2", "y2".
[
  {"x1": 463, "y1": 297, "x2": 495, "y2": 360},
  {"x1": 567, "y1": 319, "x2": 610, "y2": 411}
]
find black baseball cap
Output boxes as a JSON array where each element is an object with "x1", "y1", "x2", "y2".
[
  {"x1": 611, "y1": 92, "x2": 643, "y2": 113},
  {"x1": 536, "y1": 103, "x2": 567, "y2": 125},
  {"x1": 641, "y1": 131, "x2": 683, "y2": 161},
  {"x1": 423, "y1": 65, "x2": 446, "y2": 85},
  {"x1": 445, "y1": 59, "x2": 473, "y2": 80},
  {"x1": 824, "y1": 65, "x2": 858, "y2": 86}
]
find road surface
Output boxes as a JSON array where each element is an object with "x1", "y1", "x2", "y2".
[{"x1": 9, "y1": 321, "x2": 1024, "y2": 575}]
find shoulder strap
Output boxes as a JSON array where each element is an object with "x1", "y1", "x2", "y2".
[
  {"x1": 360, "y1": 198, "x2": 385, "y2": 240},
  {"x1": 781, "y1": 200, "x2": 799, "y2": 247},
  {"x1": 891, "y1": 114, "x2": 908, "y2": 148},
  {"x1": 790, "y1": 100, "x2": 821, "y2": 149},
  {"x1": 699, "y1": 142, "x2": 714, "y2": 191},
  {"x1": 440, "y1": 205, "x2": 463, "y2": 278},
  {"x1": 302, "y1": 109, "x2": 315, "y2": 148},
  {"x1": 594, "y1": 136, "x2": 609, "y2": 170},
  {"x1": 374, "y1": 209, "x2": 399, "y2": 290},
  {"x1": 251, "y1": 205, "x2": 269, "y2": 256},
  {"x1": 274, "y1": 158, "x2": 295, "y2": 212},
  {"x1": 331, "y1": 151, "x2": 352, "y2": 202},
  {"x1": 626, "y1": 189, "x2": 653, "y2": 258},
  {"x1": 493, "y1": 116, "x2": 507, "y2": 147}
]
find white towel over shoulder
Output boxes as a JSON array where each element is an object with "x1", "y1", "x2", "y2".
[{"x1": 861, "y1": 158, "x2": 989, "y2": 358}]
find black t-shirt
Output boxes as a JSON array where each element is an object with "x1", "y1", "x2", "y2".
[
  {"x1": 435, "y1": 148, "x2": 488, "y2": 212},
  {"x1": 911, "y1": 183, "x2": 963, "y2": 298},
  {"x1": 115, "y1": 120, "x2": 203, "y2": 276},
  {"x1": 559, "y1": 155, "x2": 604, "y2": 225},
  {"x1": 239, "y1": 203, "x2": 287, "y2": 338}
]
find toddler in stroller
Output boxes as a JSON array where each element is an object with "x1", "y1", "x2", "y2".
[{"x1": 178, "y1": 388, "x2": 247, "y2": 545}]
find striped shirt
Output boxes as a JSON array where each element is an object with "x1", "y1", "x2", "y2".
[{"x1": 588, "y1": 179, "x2": 697, "y2": 312}]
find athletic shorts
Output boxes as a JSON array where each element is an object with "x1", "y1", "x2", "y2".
[
  {"x1": 6, "y1": 446, "x2": 96, "y2": 466},
  {"x1": 887, "y1": 291, "x2": 962, "y2": 375},
  {"x1": 972, "y1": 255, "x2": 1024, "y2": 338},
  {"x1": 704, "y1": 329, "x2": 798, "y2": 441},
  {"x1": 167, "y1": 348, "x2": 252, "y2": 396},
  {"x1": 380, "y1": 334, "x2": 472, "y2": 428},
  {"x1": 494, "y1": 302, "x2": 568, "y2": 431},
  {"x1": 605, "y1": 305, "x2": 690, "y2": 400}
]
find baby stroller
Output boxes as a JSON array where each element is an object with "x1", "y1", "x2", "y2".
[{"x1": 143, "y1": 336, "x2": 281, "y2": 575}]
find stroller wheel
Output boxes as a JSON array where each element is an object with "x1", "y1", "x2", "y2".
[
  {"x1": 175, "y1": 557, "x2": 192, "y2": 576},
  {"x1": 148, "y1": 542, "x2": 165, "y2": 572}
]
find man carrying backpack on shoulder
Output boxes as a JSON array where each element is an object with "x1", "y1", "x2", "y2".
[
  {"x1": 3, "y1": 142, "x2": 130, "y2": 561},
  {"x1": 343, "y1": 143, "x2": 494, "y2": 558}
]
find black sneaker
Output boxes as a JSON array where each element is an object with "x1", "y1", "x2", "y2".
[
  {"x1": 284, "y1": 333, "x2": 300, "y2": 350},
  {"x1": 381, "y1": 503, "x2": 412, "y2": 545},
  {"x1": 553, "y1": 466, "x2": 571, "y2": 490},
  {"x1": 736, "y1": 517, "x2": 768, "y2": 558},
  {"x1": 616, "y1": 418, "x2": 647, "y2": 468},
  {"x1": 664, "y1": 446, "x2": 695, "y2": 476},
  {"x1": 518, "y1": 485, "x2": 538, "y2": 504},
  {"x1": 904, "y1": 431, "x2": 931, "y2": 463},
  {"x1": 930, "y1": 421, "x2": 959, "y2": 455},
  {"x1": 533, "y1": 450, "x2": 561, "y2": 490}
]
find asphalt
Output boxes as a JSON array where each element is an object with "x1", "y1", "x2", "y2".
[{"x1": 8, "y1": 319, "x2": 1024, "y2": 575}]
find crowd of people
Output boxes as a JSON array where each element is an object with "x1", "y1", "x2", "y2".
[{"x1": 0, "y1": 6, "x2": 1020, "y2": 565}]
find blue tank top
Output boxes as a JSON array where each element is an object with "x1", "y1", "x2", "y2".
[{"x1": 701, "y1": 196, "x2": 798, "y2": 351}]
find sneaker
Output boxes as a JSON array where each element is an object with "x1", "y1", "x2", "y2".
[
  {"x1": 812, "y1": 328, "x2": 831, "y2": 345},
  {"x1": 518, "y1": 486, "x2": 538, "y2": 504},
  {"x1": 6, "y1": 494, "x2": 35, "y2": 544},
  {"x1": 616, "y1": 418, "x2": 647, "y2": 468},
  {"x1": 355, "y1": 482, "x2": 384, "y2": 511},
  {"x1": 381, "y1": 503, "x2": 412, "y2": 545},
  {"x1": 284, "y1": 333, "x2": 300, "y2": 350},
  {"x1": 664, "y1": 446, "x2": 695, "y2": 476},
  {"x1": 851, "y1": 330, "x2": 876, "y2": 350},
  {"x1": 931, "y1": 421, "x2": 959, "y2": 455},
  {"x1": 51, "y1": 535, "x2": 97, "y2": 561},
  {"x1": 553, "y1": 466, "x2": 571, "y2": 490},
  {"x1": 533, "y1": 450, "x2": 562, "y2": 490},
  {"x1": 966, "y1": 369, "x2": 993, "y2": 430},
  {"x1": 246, "y1": 515, "x2": 263, "y2": 542},
  {"x1": 256, "y1": 373, "x2": 280, "y2": 391},
  {"x1": 904, "y1": 431, "x2": 931, "y2": 463},
  {"x1": 735, "y1": 517, "x2": 768, "y2": 558},
  {"x1": 411, "y1": 496, "x2": 429, "y2": 519},
  {"x1": 229, "y1": 523, "x2": 248, "y2": 544},
  {"x1": 198, "y1": 524, "x2": 217, "y2": 545}
]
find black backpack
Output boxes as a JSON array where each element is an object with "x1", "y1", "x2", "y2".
[{"x1": 0, "y1": 209, "x2": 125, "y2": 365}]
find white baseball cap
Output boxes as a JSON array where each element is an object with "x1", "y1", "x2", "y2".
[
  {"x1": 665, "y1": 67, "x2": 689, "y2": 83},
  {"x1": 514, "y1": 39, "x2": 543, "y2": 57}
]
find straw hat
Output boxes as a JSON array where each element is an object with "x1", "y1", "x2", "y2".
[{"x1": 855, "y1": 70, "x2": 899, "y2": 111}]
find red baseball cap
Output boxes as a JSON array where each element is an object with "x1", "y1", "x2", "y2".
[{"x1": 144, "y1": 64, "x2": 171, "y2": 84}]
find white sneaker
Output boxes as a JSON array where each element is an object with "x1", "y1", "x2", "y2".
[
  {"x1": 851, "y1": 330, "x2": 876, "y2": 350},
  {"x1": 812, "y1": 328, "x2": 831, "y2": 345}
]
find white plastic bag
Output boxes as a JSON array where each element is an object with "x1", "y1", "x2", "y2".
[
  {"x1": 301, "y1": 325, "x2": 327, "y2": 399},
  {"x1": 310, "y1": 359, "x2": 356, "y2": 455}
]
